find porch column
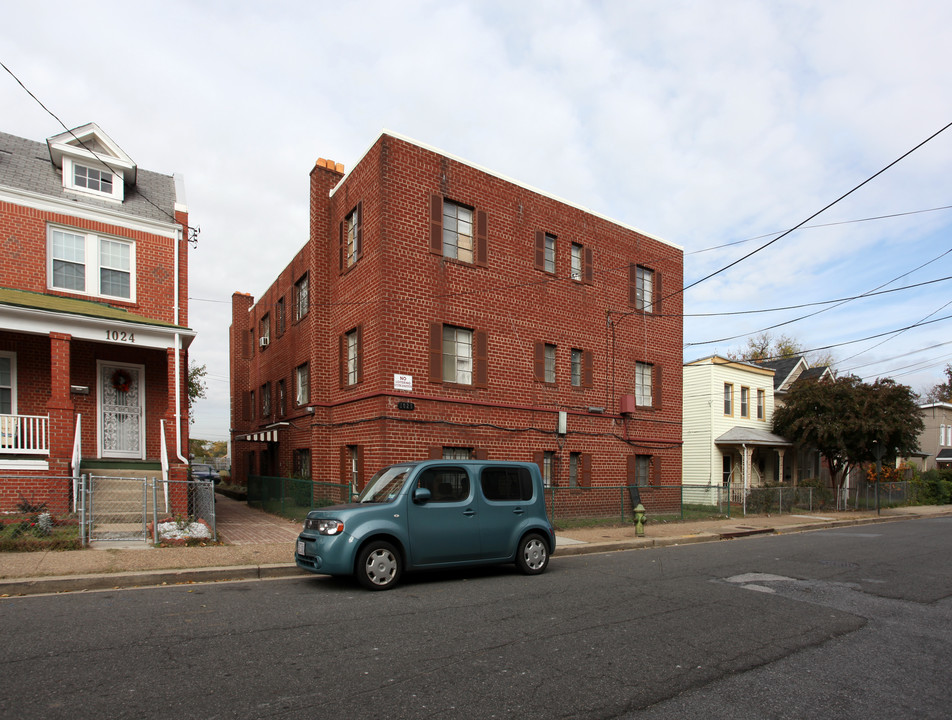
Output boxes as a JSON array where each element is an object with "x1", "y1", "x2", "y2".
[
  {"x1": 777, "y1": 448, "x2": 786, "y2": 484},
  {"x1": 165, "y1": 346, "x2": 188, "y2": 482},
  {"x1": 46, "y1": 332, "x2": 74, "y2": 475},
  {"x1": 742, "y1": 444, "x2": 752, "y2": 491}
]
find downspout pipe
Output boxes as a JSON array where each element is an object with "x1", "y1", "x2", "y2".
[{"x1": 173, "y1": 222, "x2": 188, "y2": 466}]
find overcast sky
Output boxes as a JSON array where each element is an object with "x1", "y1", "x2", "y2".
[{"x1": 3, "y1": 0, "x2": 951, "y2": 443}]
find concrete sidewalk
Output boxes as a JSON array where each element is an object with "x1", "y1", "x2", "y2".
[{"x1": 1, "y1": 496, "x2": 949, "y2": 597}]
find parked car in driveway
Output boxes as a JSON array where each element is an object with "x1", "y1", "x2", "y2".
[
  {"x1": 295, "y1": 459, "x2": 556, "y2": 590},
  {"x1": 190, "y1": 463, "x2": 220, "y2": 484}
]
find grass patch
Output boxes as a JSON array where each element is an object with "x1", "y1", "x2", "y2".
[{"x1": 0, "y1": 520, "x2": 82, "y2": 552}]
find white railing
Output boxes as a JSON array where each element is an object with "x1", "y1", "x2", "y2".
[
  {"x1": 159, "y1": 419, "x2": 170, "y2": 512},
  {"x1": 72, "y1": 414, "x2": 82, "y2": 509},
  {"x1": 0, "y1": 413, "x2": 49, "y2": 455}
]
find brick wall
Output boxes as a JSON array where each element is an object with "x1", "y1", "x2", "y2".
[{"x1": 231, "y1": 134, "x2": 683, "y2": 511}]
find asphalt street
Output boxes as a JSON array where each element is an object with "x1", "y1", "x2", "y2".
[{"x1": 2, "y1": 517, "x2": 950, "y2": 719}]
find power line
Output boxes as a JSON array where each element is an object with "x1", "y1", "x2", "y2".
[
  {"x1": 1, "y1": 59, "x2": 198, "y2": 242},
  {"x1": 685, "y1": 245, "x2": 952, "y2": 346},
  {"x1": 686, "y1": 203, "x2": 952, "y2": 255},
  {"x1": 675, "y1": 119, "x2": 952, "y2": 299}
]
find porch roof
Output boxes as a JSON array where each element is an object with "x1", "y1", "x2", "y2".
[
  {"x1": 715, "y1": 425, "x2": 792, "y2": 447},
  {"x1": 0, "y1": 287, "x2": 195, "y2": 349}
]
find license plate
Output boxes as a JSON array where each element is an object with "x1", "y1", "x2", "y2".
[{"x1": 297, "y1": 540, "x2": 305, "y2": 556}]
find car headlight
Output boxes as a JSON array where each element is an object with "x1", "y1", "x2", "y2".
[{"x1": 305, "y1": 518, "x2": 344, "y2": 535}]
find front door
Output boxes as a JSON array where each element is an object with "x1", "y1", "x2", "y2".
[{"x1": 99, "y1": 362, "x2": 145, "y2": 459}]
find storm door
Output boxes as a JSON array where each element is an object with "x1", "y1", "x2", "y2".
[{"x1": 99, "y1": 362, "x2": 145, "y2": 459}]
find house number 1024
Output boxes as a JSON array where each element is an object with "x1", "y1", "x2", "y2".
[{"x1": 106, "y1": 330, "x2": 136, "y2": 343}]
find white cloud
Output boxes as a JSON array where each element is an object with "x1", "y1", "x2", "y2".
[{"x1": 3, "y1": 0, "x2": 952, "y2": 438}]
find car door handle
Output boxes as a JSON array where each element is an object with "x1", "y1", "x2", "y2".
[
  {"x1": 512, "y1": 507, "x2": 525, "y2": 515},
  {"x1": 463, "y1": 508, "x2": 476, "y2": 517}
]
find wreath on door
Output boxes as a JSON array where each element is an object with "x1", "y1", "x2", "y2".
[{"x1": 111, "y1": 369, "x2": 132, "y2": 393}]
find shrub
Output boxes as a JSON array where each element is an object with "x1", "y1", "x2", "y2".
[
  {"x1": 914, "y1": 469, "x2": 952, "y2": 505},
  {"x1": 798, "y1": 478, "x2": 834, "y2": 509}
]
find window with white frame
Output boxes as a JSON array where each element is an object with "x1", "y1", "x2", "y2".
[
  {"x1": 942, "y1": 424, "x2": 947, "y2": 447},
  {"x1": 543, "y1": 233, "x2": 556, "y2": 274},
  {"x1": 344, "y1": 205, "x2": 360, "y2": 268},
  {"x1": 543, "y1": 451, "x2": 555, "y2": 487},
  {"x1": 295, "y1": 363, "x2": 310, "y2": 405},
  {"x1": 569, "y1": 452, "x2": 580, "y2": 488},
  {"x1": 544, "y1": 343, "x2": 556, "y2": 384},
  {"x1": 49, "y1": 227, "x2": 134, "y2": 300},
  {"x1": 260, "y1": 314, "x2": 270, "y2": 346},
  {"x1": 571, "y1": 348, "x2": 583, "y2": 387},
  {"x1": 346, "y1": 328, "x2": 359, "y2": 385},
  {"x1": 635, "y1": 362, "x2": 653, "y2": 407},
  {"x1": 635, "y1": 265, "x2": 654, "y2": 313},
  {"x1": 62, "y1": 157, "x2": 123, "y2": 201},
  {"x1": 571, "y1": 243, "x2": 583, "y2": 281},
  {"x1": 635, "y1": 455, "x2": 651, "y2": 487},
  {"x1": 442, "y1": 325, "x2": 473, "y2": 384},
  {"x1": 74, "y1": 164, "x2": 113, "y2": 194},
  {"x1": 294, "y1": 273, "x2": 309, "y2": 321},
  {"x1": 724, "y1": 383, "x2": 734, "y2": 416},
  {"x1": 0, "y1": 353, "x2": 15, "y2": 414},
  {"x1": 740, "y1": 386, "x2": 750, "y2": 418},
  {"x1": 442, "y1": 201, "x2": 474, "y2": 263}
]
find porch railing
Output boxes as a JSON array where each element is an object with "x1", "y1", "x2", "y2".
[{"x1": 0, "y1": 413, "x2": 49, "y2": 455}]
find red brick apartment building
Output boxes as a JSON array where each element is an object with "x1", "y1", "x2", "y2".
[
  {"x1": 0, "y1": 124, "x2": 194, "y2": 512},
  {"x1": 230, "y1": 132, "x2": 682, "y2": 514}
]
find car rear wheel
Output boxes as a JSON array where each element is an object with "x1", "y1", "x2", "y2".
[
  {"x1": 516, "y1": 533, "x2": 549, "y2": 575},
  {"x1": 357, "y1": 541, "x2": 402, "y2": 590}
]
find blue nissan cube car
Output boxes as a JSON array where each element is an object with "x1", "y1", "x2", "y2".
[{"x1": 295, "y1": 460, "x2": 556, "y2": 590}]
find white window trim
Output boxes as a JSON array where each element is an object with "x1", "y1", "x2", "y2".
[
  {"x1": 443, "y1": 325, "x2": 473, "y2": 385},
  {"x1": 62, "y1": 156, "x2": 125, "y2": 202},
  {"x1": 296, "y1": 364, "x2": 310, "y2": 406},
  {"x1": 635, "y1": 362, "x2": 653, "y2": 407},
  {"x1": 0, "y1": 351, "x2": 17, "y2": 415},
  {"x1": 47, "y1": 224, "x2": 136, "y2": 302},
  {"x1": 346, "y1": 329, "x2": 359, "y2": 385},
  {"x1": 571, "y1": 243, "x2": 583, "y2": 281}
]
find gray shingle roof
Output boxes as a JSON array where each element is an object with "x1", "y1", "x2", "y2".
[{"x1": 0, "y1": 129, "x2": 177, "y2": 224}]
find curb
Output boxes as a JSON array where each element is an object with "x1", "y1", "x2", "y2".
[
  {"x1": 0, "y1": 563, "x2": 303, "y2": 597},
  {"x1": 2, "y1": 510, "x2": 947, "y2": 597}
]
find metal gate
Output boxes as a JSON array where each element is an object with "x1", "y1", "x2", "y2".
[{"x1": 83, "y1": 475, "x2": 159, "y2": 542}]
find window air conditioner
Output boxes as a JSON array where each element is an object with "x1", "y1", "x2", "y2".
[{"x1": 259, "y1": 336, "x2": 270, "y2": 348}]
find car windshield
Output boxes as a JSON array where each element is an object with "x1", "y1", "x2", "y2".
[{"x1": 356, "y1": 465, "x2": 412, "y2": 503}]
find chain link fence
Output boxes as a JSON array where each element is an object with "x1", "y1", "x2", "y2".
[
  {"x1": 0, "y1": 475, "x2": 82, "y2": 551},
  {"x1": 248, "y1": 475, "x2": 352, "y2": 523}
]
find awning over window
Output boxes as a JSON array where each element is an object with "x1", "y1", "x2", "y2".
[{"x1": 936, "y1": 448, "x2": 952, "y2": 463}]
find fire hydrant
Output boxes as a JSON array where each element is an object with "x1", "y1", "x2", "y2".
[{"x1": 634, "y1": 503, "x2": 647, "y2": 537}]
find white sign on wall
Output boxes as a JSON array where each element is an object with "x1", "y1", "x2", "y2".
[{"x1": 394, "y1": 374, "x2": 413, "y2": 392}]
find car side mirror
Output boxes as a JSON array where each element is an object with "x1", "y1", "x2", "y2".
[{"x1": 413, "y1": 487, "x2": 432, "y2": 504}]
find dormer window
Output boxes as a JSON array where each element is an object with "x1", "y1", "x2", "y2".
[
  {"x1": 62, "y1": 157, "x2": 124, "y2": 201},
  {"x1": 73, "y1": 164, "x2": 114, "y2": 194},
  {"x1": 47, "y1": 123, "x2": 136, "y2": 204}
]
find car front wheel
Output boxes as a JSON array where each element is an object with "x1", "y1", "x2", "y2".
[
  {"x1": 357, "y1": 540, "x2": 402, "y2": 590},
  {"x1": 516, "y1": 533, "x2": 549, "y2": 575}
]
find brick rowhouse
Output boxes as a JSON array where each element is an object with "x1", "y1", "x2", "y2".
[
  {"x1": 230, "y1": 133, "x2": 683, "y2": 517},
  {"x1": 0, "y1": 125, "x2": 194, "y2": 514}
]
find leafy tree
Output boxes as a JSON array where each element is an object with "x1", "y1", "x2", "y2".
[
  {"x1": 772, "y1": 375, "x2": 924, "y2": 491},
  {"x1": 729, "y1": 332, "x2": 803, "y2": 362},
  {"x1": 187, "y1": 362, "x2": 208, "y2": 423},
  {"x1": 727, "y1": 332, "x2": 836, "y2": 368},
  {"x1": 922, "y1": 364, "x2": 952, "y2": 403}
]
